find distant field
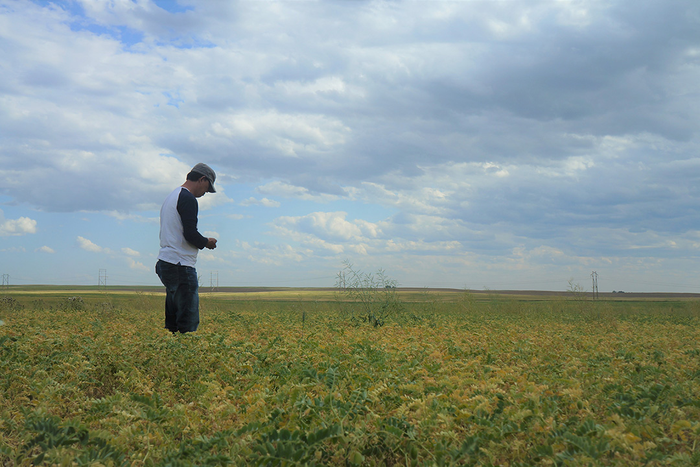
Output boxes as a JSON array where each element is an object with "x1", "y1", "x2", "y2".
[
  {"x1": 1, "y1": 289, "x2": 699, "y2": 465},
  {"x1": 3, "y1": 285, "x2": 700, "y2": 302}
]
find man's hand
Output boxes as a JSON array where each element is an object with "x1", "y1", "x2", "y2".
[{"x1": 206, "y1": 238, "x2": 217, "y2": 250}]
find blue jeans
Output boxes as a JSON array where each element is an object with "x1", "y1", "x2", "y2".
[{"x1": 155, "y1": 260, "x2": 199, "y2": 333}]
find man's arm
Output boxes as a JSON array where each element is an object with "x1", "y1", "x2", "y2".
[{"x1": 177, "y1": 190, "x2": 210, "y2": 250}]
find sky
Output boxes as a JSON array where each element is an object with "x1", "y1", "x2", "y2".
[{"x1": 1, "y1": 0, "x2": 700, "y2": 292}]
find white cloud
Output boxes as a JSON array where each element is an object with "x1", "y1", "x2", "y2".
[
  {"x1": 269, "y1": 211, "x2": 472, "y2": 258},
  {"x1": 257, "y1": 182, "x2": 339, "y2": 203},
  {"x1": 234, "y1": 240, "x2": 312, "y2": 266},
  {"x1": 77, "y1": 236, "x2": 106, "y2": 253},
  {"x1": 384, "y1": 239, "x2": 462, "y2": 253},
  {"x1": 240, "y1": 197, "x2": 281, "y2": 208},
  {"x1": 126, "y1": 257, "x2": 149, "y2": 272},
  {"x1": 1, "y1": 247, "x2": 26, "y2": 253},
  {"x1": 36, "y1": 246, "x2": 55, "y2": 254},
  {"x1": 196, "y1": 188, "x2": 234, "y2": 211},
  {"x1": 107, "y1": 212, "x2": 159, "y2": 223},
  {"x1": 0, "y1": 213, "x2": 37, "y2": 236},
  {"x1": 276, "y1": 76, "x2": 366, "y2": 100},
  {"x1": 274, "y1": 212, "x2": 371, "y2": 242},
  {"x1": 210, "y1": 111, "x2": 350, "y2": 157},
  {"x1": 122, "y1": 247, "x2": 140, "y2": 257}
]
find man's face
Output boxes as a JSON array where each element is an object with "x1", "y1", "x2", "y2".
[{"x1": 194, "y1": 177, "x2": 211, "y2": 198}]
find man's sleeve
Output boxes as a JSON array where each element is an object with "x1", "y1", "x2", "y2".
[{"x1": 177, "y1": 190, "x2": 209, "y2": 249}]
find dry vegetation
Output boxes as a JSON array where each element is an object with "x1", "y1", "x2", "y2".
[{"x1": 1, "y1": 289, "x2": 699, "y2": 465}]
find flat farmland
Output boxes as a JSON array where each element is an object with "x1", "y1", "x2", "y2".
[{"x1": 1, "y1": 288, "x2": 699, "y2": 465}]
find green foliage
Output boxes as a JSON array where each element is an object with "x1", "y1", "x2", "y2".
[
  {"x1": 1, "y1": 291, "x2": 700, "y2": 465},
  {"x1": 244, "y1": 423, "x2": 342, "y2": 466},
  {"x1": 18, "y1": 412, "x2": 125, "y2": 465},
  {"x1": 60, "y1": 296, "x2": 87, "y2": 312},
  {"x1": 0, "y1": 296, "x2": 23, "y2": 313}
]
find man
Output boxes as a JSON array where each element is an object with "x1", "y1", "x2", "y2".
[{"x1": 156, "y1": 163, "x2": 218, "y2": 333}]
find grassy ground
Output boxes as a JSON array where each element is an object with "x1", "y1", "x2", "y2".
[{"x1": 1, "y1": 291, "x2": 699, "y2": 465}]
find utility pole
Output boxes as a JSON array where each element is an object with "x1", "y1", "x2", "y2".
[
  {"x1": 2, "y1": 274, "x2": 8, "y2": 289},
  {"x1": 210, "y1": 271, "x2": 218, "y2": 292},
  {"x1": 591, "y1": 271, "x2": 599, "y2": 300},
  {"x1": 98, "y1": 269, "x2": 107, "y2": 289}
]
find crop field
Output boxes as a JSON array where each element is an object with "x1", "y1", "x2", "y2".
[{"x1": 1, "y1": 288, "x2": 700, "y2": 466}]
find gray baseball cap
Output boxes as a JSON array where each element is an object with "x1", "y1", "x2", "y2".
[{"x1": 191, "y1": 163, "x2": 216, "y2": 193}]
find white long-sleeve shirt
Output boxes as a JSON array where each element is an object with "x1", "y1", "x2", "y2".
[{"x1": 157, "y1": 187, "x2": 208, "y2": 267}]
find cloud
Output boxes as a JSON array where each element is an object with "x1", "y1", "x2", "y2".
[
  {"x1": 240, "y1": 197, "x2": 280, "y2": 208},
  {"x1": 195, "y1": 187, "x2": 234, "y2": 211},
  {"x1": 0, "y1": 212, "x2": 37, "y2": 236},
  {"x1": 1, "y1": 1, "x2": 700, "y2": 291},
  {"x1": 3, "y1": 1, "x2": 698, "y2": 221},
  {"x1": 36, "y1": 246, "x2": 55, "y2": 254},
  {"x1": 233, "y1": 240, "x2": 312, "y2": 266},
  {"x1": 1, "y1": 247, "x2": 26, "y2": 253},
  {"x1": 209, "y1": 111, "x2": 350, "y2": 157},
  {"x1": 77, "y1": 236, "x2": 107, "y2": 253},
  {"x1": 256, "y1": 181, "x2": 339, "y2": 203},
  {"x1": 121, "y1": 247, "x2": 140, "y2": 257},
  {"x1": 107, "y1": 212, "x2": 159, "y2": 223},
  {"x1": 273, "y1": 212, "x2": 373, "y2": 242},
  {"x1": 269, "y1": 211, "x2": 473, "y2": 259},
  {"x1": 126, "y1": 257, "x2": 149, "y2": 272}
]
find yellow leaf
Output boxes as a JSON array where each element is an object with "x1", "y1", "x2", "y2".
[{"x1": 672, "y1": 420, "x2": 692, "y2": 433}]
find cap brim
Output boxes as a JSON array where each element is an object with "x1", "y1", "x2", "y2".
[{"x1": 207, "y1": 179, "x2": 216, "y2": 193}]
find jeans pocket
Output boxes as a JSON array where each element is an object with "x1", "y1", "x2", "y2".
[
  {"x1": 182, "y1": 266, "x2": 199, "y2": 292},
  {"x1": 156, "y1": 260, "x2": 179, "y2": 286}
]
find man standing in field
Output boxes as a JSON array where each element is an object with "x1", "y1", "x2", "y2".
[{"x1": 156, "y1": 163, "x2": 218, "y2": 333}]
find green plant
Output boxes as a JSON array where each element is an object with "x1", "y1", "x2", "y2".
[
  {"x1": 18, "y1": 413, "x2": 125, "y2": 466},
  {"x1": 62, "y1": 296, "x2": 86, "y2": 312},
  {"x1": 458, "y1": 288, "x2": 475, "y2": 312},
  {"x1": 0, "y1": 296, "x2": 23, "y2": 313},
  {"x1": 335, "y1": 260, "x2": 404, "y2": 327}
]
